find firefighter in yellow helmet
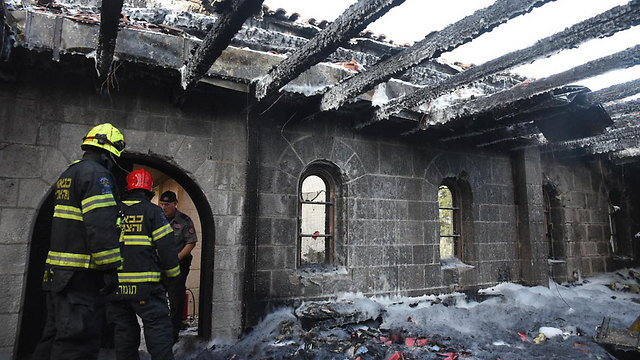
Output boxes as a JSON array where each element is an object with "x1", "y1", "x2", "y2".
[{"x1": 33, "y1": 123, "x2": 125, "y2": 360}]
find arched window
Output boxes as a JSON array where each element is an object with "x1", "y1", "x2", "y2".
[
  {"x1": 438, "y1": 184, "x2": 460, "y2": 260},
  {"x1": 298, "y1": 171, "x2": 335, "y2": 268}
]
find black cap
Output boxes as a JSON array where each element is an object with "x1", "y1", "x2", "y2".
[{"x1": 160, "y1": 191, "x2": 178, "y2": 203}]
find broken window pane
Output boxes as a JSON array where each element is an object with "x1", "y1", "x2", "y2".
[{"x1": 300, "y1": 236, "x2": 328, "y2": 265}]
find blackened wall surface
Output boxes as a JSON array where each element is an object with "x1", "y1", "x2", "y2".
[
  {"x1": 541, "y1": 157, "x2": 624, "y2": 281},
  {"x1": 251, "y1": 108, "x2": 522, "y2": 314}
]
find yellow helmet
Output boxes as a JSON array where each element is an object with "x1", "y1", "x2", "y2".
[{"x1": 81, "y1": 123, "x2": 126, "y2": 157}]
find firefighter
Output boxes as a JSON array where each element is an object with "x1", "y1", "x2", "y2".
[
  {"x1": 107, "y1": 169, "x2": 180, "y2": 360},
  {"x1": 32, "y1": 123, "x2": 125, "y2": 360}
]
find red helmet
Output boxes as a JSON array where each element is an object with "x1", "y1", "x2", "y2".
[{"x1": 126, "y1": 169, "x2": 153, "y2": 192}]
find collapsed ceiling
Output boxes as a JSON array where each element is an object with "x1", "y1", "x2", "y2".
[{"x1": 2, "y1": 0, "x2": 639, "y2": 162}]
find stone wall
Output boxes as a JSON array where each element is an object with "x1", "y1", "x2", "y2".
[
  {"x1": 251, "y1": 111, "x2": 523, "y2": 316},
  {"x1": 541, "y1": 158, "x2": 619, "y2": 280},
  {"x1": 0, "y1": 55, "x2": 249, "y2": 357}
]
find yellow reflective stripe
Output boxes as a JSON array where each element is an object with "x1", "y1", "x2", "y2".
[
  {"x1": 152, "y1": 224, "x2": 173, "y2": 242},
  {"x1": 82, "y1": 194, "x2": 116, "y2": 214},
  {"x1": 164, "y1": 265, "x2": 181, "y2": 278},
  {"x1": 92, "y1": 248, "x2": 122, "y2": 266},
  {"x1": 53, "y1": 205, "x2": 83, "y2": 221},
  {"x1": 46, "y1": 251, "x2": 91, "y2": 268},
  {"x1": 122, "y1": 200, "x2": 140, "y2": 206},
  {"x1": 123, "y1": 235, "x2": 152, "y2": 246},
  {"x1": 118, "y1": 272, "x2": 161, "y2": 283}
]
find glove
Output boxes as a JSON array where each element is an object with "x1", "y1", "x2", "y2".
[{"x1": 99, "y1": 270, "x2": 119, "y2": 295}]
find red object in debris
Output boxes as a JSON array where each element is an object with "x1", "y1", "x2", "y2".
[
  {"x1": 405, "y1": 337, "x2": 415, "y2": 347},
  {"x1": 416, "y1": 338, "x2": 429, "y2": 347},
  {"x1": 183, "y1": 291, "x2": 189, "y2": 321},
  {"x1": 518, "y1": 332, "x2": 527, "y2": 341},
  {"x1": 406, "y1": 316, "x2": 412, "y2": 322},
  {"x1": 355, "y1": 357, "x2": 361, "y2": 360},
  {"x1": 437, "y1": 353, "x2": 458, "y2": 360},
  {"x1": 387, "y1": 352, "x2": 405, "y2": 360}
]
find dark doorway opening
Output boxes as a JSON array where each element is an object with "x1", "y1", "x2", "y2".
[{"x1": 17, "y1": 155, "x2": 215, "y2": 358}]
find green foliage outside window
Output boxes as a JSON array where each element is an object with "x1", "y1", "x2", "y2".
[{"x1": 438, "y1": 185, "x2": 455, "y2": 259}]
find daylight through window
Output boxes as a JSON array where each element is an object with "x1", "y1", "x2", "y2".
[
  {"x1": 298, "y1": 174, "x2": 334, "y2": 267},
  {"x1": 438, "y1": 184, "x2": 459, "y2": 260}
]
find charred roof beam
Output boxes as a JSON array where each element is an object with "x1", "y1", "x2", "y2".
[
  {"x1": 253, "y1": 0, "x2": 406, "y2": 101},
  {"x1": 374, "y1": 0, "x2": 640, "y2": 124},
  {"x1": 604, "y1": 98, "x2": 640, "y2": 118},
  {"x1": 584, "y1": 77, "x2": 640, "y2": 104},
  {"x1": 96, "y1": 0, "x2": 124, "y2": 90},
  {"x1": 182, "y1": 0, "x2": 264, "y2": 90},
  {"x1": 320, "y1": 0, "x2": 554, "y2": 112},
  {"x1": 545, "y1": 124, "x2": 640, "y2": 154},
  {"x1": 425, "y1": 44, "x2": 640, "y2": 129}
]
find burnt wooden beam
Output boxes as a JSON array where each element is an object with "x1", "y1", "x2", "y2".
[
  {"x1": 182, "y1": 0, "x2": 264, "y2": 90},
  {"x1": 610, "y1": 147, "x2": 640, "y2": 163},
  {"x1": 603, "y1": 98, "x2": 640, "y2": 117},
  {"x1": 546, "y1": 124, "x2": 640, "y2": 155},
  {"x1": 584, "y1": 77, "x2": 640, "y2": 104},
  {"x1": 374, "y1": 1, "x2": 640, "y2": 123},
  {"x1": 425, "y1": 45, "x2": 640, "y2": 128},
  {"x1": 320, "y1": 0, "x2": 553, "y2": 112},
  {"x1": 254, "y1": 0, "x2": 406, "y2": 101},
  {"x1": 96, "y1": 0, "x2": 124, "y2": 89}
]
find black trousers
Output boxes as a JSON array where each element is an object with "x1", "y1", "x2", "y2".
[
  {"x1": 166, "y1": 258, "x2": 191, "y2": 341},
  {"x1": 32, "y1": 289, "x2": 105, "y2": 360},
  {"x1": 107, "y1": 290, "x2": 174, "y2": 360}
]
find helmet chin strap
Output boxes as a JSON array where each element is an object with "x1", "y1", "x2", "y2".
[{"x1": 109, "y1": 152, "x2": 131, "y2": 175}]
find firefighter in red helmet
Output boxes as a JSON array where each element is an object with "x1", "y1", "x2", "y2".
[
  {"x1": 107, "y1": 168, "x2": 180, "y2": 360},
  {"x1": 33, "y1": 123, "x2": 125, "y2": 360}
]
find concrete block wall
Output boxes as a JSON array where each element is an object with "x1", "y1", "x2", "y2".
[
  {"x1": 253, "y1": 112, "x2": 522, "y2": 311},
  {"x1": 542, "y1": 159, "x2": 613, "y2": 280}
]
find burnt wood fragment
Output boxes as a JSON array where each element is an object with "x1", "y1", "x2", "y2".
[
  {"x1": 254, "y1": 0, "x2": 406, "y2": 101},
  {"x1": 96, "y1": 0, "x2": 124, "y2": 90},
  {"x1": 182, "y1": 0, "x2": 264, "y2": 90}
]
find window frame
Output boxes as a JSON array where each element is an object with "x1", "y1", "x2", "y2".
[
  {"x1": 297, "y1": 168, "x2": 336, "y2": 268},
  {"x1": 438, "y1": 183, "x2": 462, "y2": 260}
]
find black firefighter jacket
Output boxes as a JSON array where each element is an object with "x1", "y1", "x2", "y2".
[
  {"x1": 45, "y1": 155, "x2": 123, "y2": 291},
  {"x1": 113, "y1": 192, "x2": 180, "y2": 300}
]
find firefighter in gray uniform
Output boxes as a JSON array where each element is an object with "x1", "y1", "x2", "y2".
[
  {"x1": 107, "y1": 169, "x2": 180, "y2": 359},
  {"x1": 32, "y1": 123, "x2": 125, "y2": 360},
  {"x1": 159, "y1": 190, "x2": 198, "y2": 342}
]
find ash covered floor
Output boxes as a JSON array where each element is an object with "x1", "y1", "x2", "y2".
[{"x1": 98, "y1": 268, "x2": 640, "y2": 359}]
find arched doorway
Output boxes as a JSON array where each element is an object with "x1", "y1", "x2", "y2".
[
  {"x1": 120, "y1": 154, "x2": 215, "y2": 340},
  {"x1": 17, "y1": 155, "x2": 214, "y2": 357}
]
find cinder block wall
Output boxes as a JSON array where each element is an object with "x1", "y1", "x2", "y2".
[
  {"x1": 252, "y1": 111, "x2": 522, "y2": 314},
  {"x1": 0, "y1": 55, "x2": 250, "y2": 358}
]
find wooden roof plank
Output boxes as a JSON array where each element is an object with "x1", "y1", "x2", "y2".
[
  {"x1": 181, "y1": 0, "x2": 264, "y2": 90},
  {"x1": 254, "y1": 0, "x2": 406, "y2": 101},
  {"x1": 585, "y1": 77, "x2": 640, "y2": 104}
]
